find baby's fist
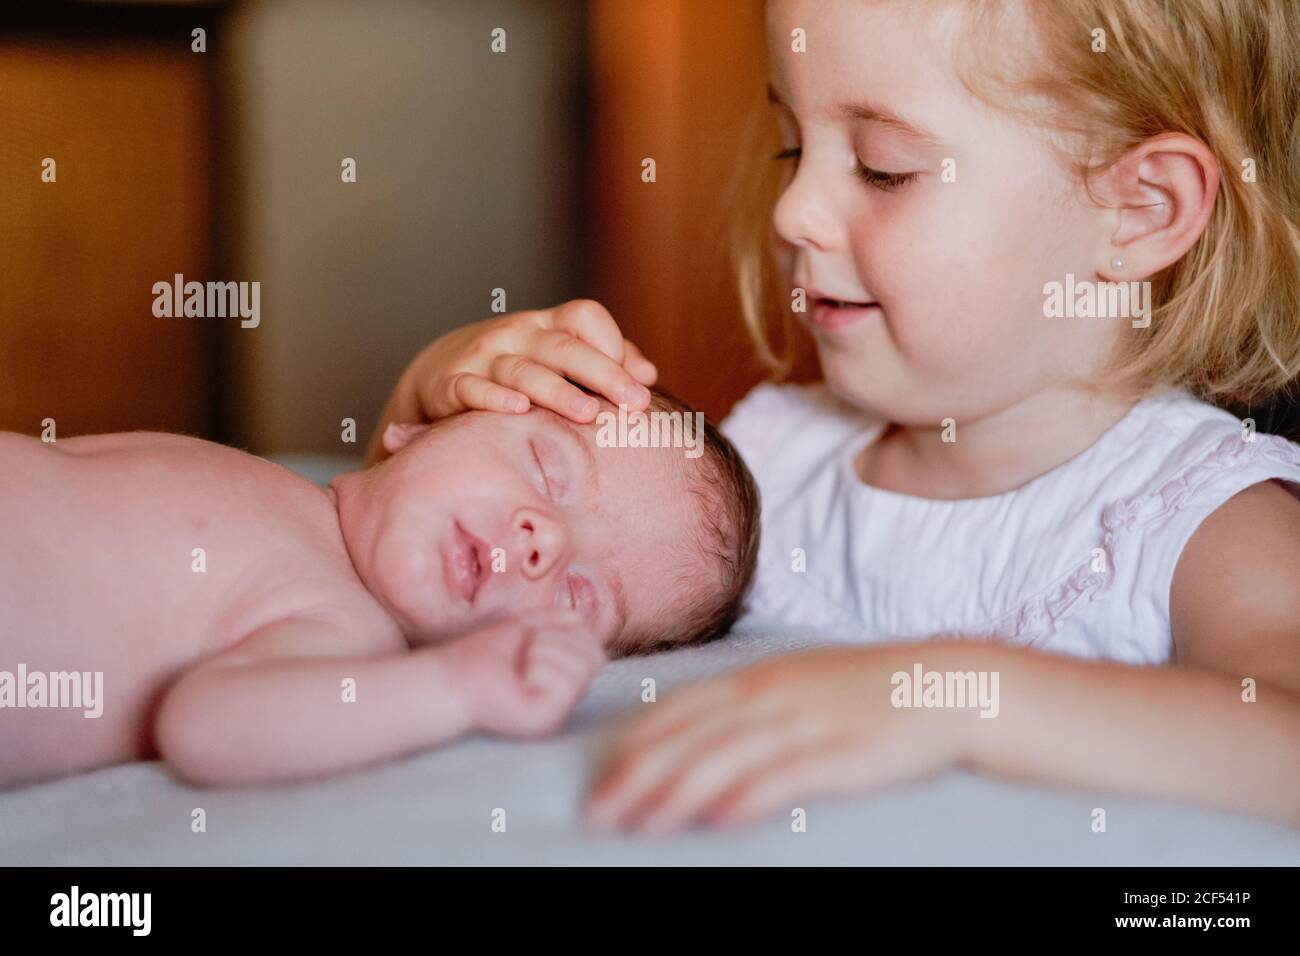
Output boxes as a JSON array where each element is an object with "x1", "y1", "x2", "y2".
[{"x1": 444, "y1": 609, "x2": 611, "y2": 738}]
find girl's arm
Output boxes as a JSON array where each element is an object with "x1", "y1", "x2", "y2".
[
  {"x1": 156, "y1": 610, "x2": 607, "y2": 786},
  {"x1": 965, "y1": 643, "x2": 1300, "y2": 825},
  {"x1": 1170, "y1": 480, "x2": 1300, "y2": 693},
  {"x1": 586, "y1": 640, "x2": 1300, "y2": 833},
  {"x1": 965, "y1": 480, "x2": 1300, "y2": 822},
  {"x1": 587, "y1": 481, "x2": 1300, "y2": 833}
]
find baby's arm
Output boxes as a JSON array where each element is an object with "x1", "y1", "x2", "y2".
[{"x1": 155, "y1": 609, "x2": 607, "y2": 786}]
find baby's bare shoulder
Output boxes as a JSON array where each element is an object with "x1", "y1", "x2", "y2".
[{"x1": 1, "y1": 428, "x2": 380, "y2": 650}]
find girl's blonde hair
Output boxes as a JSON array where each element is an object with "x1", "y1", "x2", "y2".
[{"x1": 729, "y1": 0, "x2": 1300, "y2": 408}]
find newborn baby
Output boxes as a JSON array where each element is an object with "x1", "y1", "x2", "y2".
[{"x1": 0, "y1": 390, "x2": 759, "y2": 789}]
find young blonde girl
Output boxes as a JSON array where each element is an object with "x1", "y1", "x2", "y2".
[{"x1": 372, "y1": 0, "x2": 1300, "y2": 833}]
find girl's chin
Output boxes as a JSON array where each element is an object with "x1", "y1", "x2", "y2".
[{"x1": 818, "y1": 357, "x2": 903, "y2": 414}]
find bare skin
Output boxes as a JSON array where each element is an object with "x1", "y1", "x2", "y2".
[
  {"x1": 580, "y1": 0, "x2": 1300, "y2": 832},
  {"x1": 0, "y1": 400, "x2": 709, "y2": 790},
  {"x1": 373, "y1": 302, "x2": 1300, "y2": 830},
  {"x1": 362, "y1": 0, "x2": 1300, "y2": 831},
  {"x1": 377, "y1": 308, "x2": 1300, "y2": 831}
]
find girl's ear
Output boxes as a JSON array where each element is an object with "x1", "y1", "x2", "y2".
[
  {"x1": 1097, "y1": 133, "x2": 1219, "y2": 280},
  {"x1": 381, "y1": 422, "x2": 430, "y2": 455}
]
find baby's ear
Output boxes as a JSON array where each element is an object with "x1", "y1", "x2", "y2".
[{"x1": 381, "y1": 422, "x2": 430, "y2": 455}]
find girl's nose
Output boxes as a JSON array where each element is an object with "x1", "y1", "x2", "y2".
[
  {"x1": 771, "y1": 159, "x2": 843, "y2": 253},
  {"x1": 510, "y1": 507, "x2": 570, "y2": 580}
]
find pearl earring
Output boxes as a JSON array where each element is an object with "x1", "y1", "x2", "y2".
[{"x1": 1110, "y1": 256, "x2": 1124, "y2": 272}]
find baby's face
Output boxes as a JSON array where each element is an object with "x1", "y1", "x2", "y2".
[{"x1": 334, "y1": 405, "x2": 715, "y2": 645}]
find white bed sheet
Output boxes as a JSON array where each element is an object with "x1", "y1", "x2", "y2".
[{"x1": 3, "y1": 622, "x2": 1298, "y2": 866}]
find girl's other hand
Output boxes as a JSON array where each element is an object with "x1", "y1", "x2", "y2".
[{"x1": 584, "y1": 645, "x2": 977, "y2": 835}]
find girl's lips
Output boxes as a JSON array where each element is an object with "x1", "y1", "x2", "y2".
[
  {"x1": 811, "y1": 298, "x2": 880, "y2": 331},
  {"x1": 443, "y1": 522, "x2": 485, "y2": 603}
]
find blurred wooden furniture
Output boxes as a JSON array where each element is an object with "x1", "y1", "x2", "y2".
[
  {"x1": 587, "y1": 0, "x2": 810, "y2": 423},
  {"x1": 0, "y1": 11, "x2": 218, "y2": 438}
]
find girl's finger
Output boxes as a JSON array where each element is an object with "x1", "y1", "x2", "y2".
[
  {"x1": 706, "y1": 741, "x2": 874, "y2": 830},
  {"x1": 546, "y1": 301, "x2": 654, "y2": 409},
  {"x1": 629, "y1": 718, "x2": 808, "y2": 835},
  {"x1": 621, "y1": 340, "x2": 659, "y2": 386},
  {"x1": 546, "y1": 299, "x2": 627, "y2": 363},
  {"x1": 602, "y1": 678, "x2": 738, "y2": 759},
  {"x1": 528, "y1": 328, "x2": 652, "y2": 412},
  {"x1": 444, "y1": 372, "x2": 530, "y2": 415},
  {"x1": 488, "y1": 354, "x2": 600, "y2": 421},
  {"x1": 587, "y1": 704, "x2": 760, "y2": 828}
]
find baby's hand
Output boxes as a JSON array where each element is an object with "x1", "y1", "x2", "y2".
[
  {"x1": 391, "y1": 299, "x2": 656, "y2": 428},
  {"x1": 441, "y1": 608, "x2": 613, "y2": 738}
]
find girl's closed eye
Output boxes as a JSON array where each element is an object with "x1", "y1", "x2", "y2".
[
  {"x1": 852, "y1": 158, "x2": 917, "y2": 192},
  {"x1": 772, "y1": 146, "x2": 916, "y2": 192}
]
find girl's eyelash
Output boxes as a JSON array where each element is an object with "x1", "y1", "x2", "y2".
[
  {"x1": 772, "y1": 146, "x2": 917, "y2": 192},
  {"x1": 853, "y1": 159, "x2": 917, "y2": 192}
]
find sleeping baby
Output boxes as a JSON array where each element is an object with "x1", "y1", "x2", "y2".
[{"x1": 0, "y1": 389, "x2": 759, "y2": 789}]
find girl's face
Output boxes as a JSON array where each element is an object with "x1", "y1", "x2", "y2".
[{"x1": 765, "y1": 0, "x2": 1121, "y2": 424}]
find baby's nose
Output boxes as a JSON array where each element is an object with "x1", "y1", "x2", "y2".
[{"x1": 511, "y1": 507, "x2": 569, "y2": 580}]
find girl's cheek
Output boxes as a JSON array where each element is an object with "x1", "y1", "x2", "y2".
[{"x1": 848, "y1": 216, "x2": 914, "y2": 302}]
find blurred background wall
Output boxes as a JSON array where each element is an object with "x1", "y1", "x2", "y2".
[
  {"x1": 221, "y1": 0, "x2": 589, "y2": 452},
  {"x1": 13, "y1": 0, "x2": 1286, "y2": 451},
  {"x1": 0, "y1": 0, "x2": 779, "y2": 457}
]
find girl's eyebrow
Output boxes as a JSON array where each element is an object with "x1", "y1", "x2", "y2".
[{"x1": 765, "y1": 81, "x2": 943, "y2": 147}]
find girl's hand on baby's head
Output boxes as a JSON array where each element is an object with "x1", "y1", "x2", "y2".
[
  {"x1": 441, "y1": 607, "x2": 614, "y2": 739},
  {"x1": 584, "y1": 644, "x2": 976, "y2": 836},
  {"x1": 410, "y1": 299, "x2": 657, "y2": 424}
]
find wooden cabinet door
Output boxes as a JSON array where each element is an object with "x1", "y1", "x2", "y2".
[
  {"x1": 587, "y1": 0, "x2": 815, "y2": 423},
  {"x1": 0, "y1": 34, "x2": 216, "y2": 438}
]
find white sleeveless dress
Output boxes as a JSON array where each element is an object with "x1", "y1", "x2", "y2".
[{"x1": 721, "y1": 382, "x2": 1300, "y2": 663}]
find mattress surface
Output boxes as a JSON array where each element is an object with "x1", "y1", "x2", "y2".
[{"x1": 3, "y1": 623, "x2": 1297, "y2": 866}]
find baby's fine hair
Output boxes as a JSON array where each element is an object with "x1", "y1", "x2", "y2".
[
  {"x1": 730, "y1": 0, "x2": 1300, "y2": 408},
  {"x1": 606, "y1": 387, "x2": 761, "y2": 657}
]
